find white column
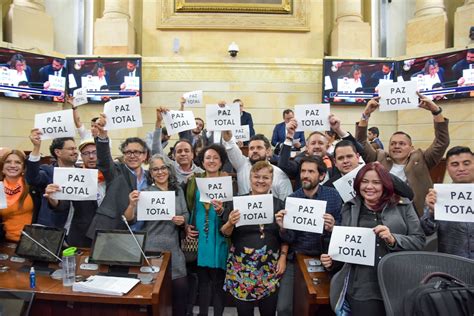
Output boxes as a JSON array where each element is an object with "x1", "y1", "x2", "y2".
[
  {"x1": 330, "y1": 0, "x2": 371, "y2": 57},
  {"x1": 94, "y1": 0, "x2": 135, "y2": 54},
  {"x1": 454, "y1": 0, "x2": 474, "y2": 47},
  {"x1": 406, "y1": 0, "x2": 448, "y2": 55},
  {"x1": 4, "y1": 0, "x2": 54, "y2": 51}
]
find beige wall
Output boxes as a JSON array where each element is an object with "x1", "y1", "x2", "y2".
[{"x1": 0, "y1": 0, "x2": 472, "y2": 157}]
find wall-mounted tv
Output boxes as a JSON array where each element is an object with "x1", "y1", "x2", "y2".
[
  {"x1": 396, "y1": 48, "x2": 473, "y2": 101},
  {"x1": 322, "y1": 59, "x2": 396, "y2": 105},
  {"x1": 66, "y1": 57, "x2": 142, "y2": 103},
  {"x1": 0, "y1": 48, "x2": 66, "y2": 103}
]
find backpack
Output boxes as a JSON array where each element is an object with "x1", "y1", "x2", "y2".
[{"x1": 403, "y1": 272, "x2": 474, "y2": 316}]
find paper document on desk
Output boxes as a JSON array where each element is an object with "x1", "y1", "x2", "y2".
[{"x1": 72, "y1": 275, "x2": 140, "y2": 296}]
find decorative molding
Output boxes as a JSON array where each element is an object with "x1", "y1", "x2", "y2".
[
  {"x1": 157, "y1": 0, "x2": 310, "y2": 31},
  {"x1": 175, "y1": 0, "x2": 291, "y2": 14}
]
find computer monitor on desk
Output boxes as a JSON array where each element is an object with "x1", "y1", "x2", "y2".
[
  {"x1": 15, "y1": 225, "x2": 66, "y2": 275},
  {"x1": 89, "y1": 229, "x2": 147, "y2": 278}
]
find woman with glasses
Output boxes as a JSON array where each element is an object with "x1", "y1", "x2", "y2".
[
  {"x1": 185, "y1": 144, "x2": 230, "y2": 316},
  {"x1": 86, "y1": 114, "x2": 151, "y2": 238},
  {"x1": 124, "y1": 154, "x2": 189, "y2": 316},
  {"x1": 221, "y1": 161, "x2": 288, "y2": 316}
]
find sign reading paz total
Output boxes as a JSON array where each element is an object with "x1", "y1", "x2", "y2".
[
  {"x1": 233, "y1": 194, "x2": 274, "y2": 227},
  {"x1": 294, "y1": 104, "x2": 330, "y2": 132},
  {"x1": 183, "y1": 90, "x2": 203, "y2": 107},
  {"x1": 196, "y1": 176, "x2": 233, "y2": 203},
  {"x1": 73, "y1": 88, "x2": 88, "y2": 107},
  {"x1": 379, "y1": 81, "x2": 418, "y2": 112},
  {"x1": 137, "y1": 191, "x2": 176, "y2": 221},
  {"x1": 328, "y1": 226, "x2": 376, "y2": 266},
  {"x1": 233, "y1": 125, "x2": 250, "y2": 142},
  {"x1": 52, "y1": 168, "x2": 98, "y2": 201},
  {"x1": 283, "y1": 197, "x2": 326, "y2": 234},
  {"x1": 206, "y1": 103, "x2": 241, "y2": 131},
  {"x1": 333, "y1": 164, "x2": 365, "y2": 203},
  {"x1": 34, "y1": 109, "x2": 75, "y2": 140},
  {"x1": 103, "y1": 97, "x2": 143, "y2": 130},
  {"x1": 163, "y1": 110, "x2": 197, "y2": 135},
  {"x1": 434, "y1": 183, "x2": 474, "y2": 223}
]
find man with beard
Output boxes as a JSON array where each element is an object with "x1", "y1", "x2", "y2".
[
  {"x1": 26, "y1": 131, "x2": 78, "y2": 227},
  {"x1": 279, "y1": 114, "x2": 363, "y2": 189},
  {"x1": 421, "y1": 146, "x2": 474, "y2": 259},
  {"x1": 222, "y1": 131, "x2": 292, "y2": 200},
  {"x1": 275, "y1": 156, "x2": 342, "y2": 316}
]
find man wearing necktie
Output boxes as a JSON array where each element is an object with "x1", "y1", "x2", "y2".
[
  {"x1": 39, "y1": 58, "x2": 66, "y2": 101},
  {"x1": 371, "y1": 62, "x2": 393, "y2": 86},
  {"x1": 116, "y1": 60, "x2": 141, "y2": 90}
]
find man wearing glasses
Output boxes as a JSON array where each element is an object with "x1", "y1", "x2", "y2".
[
  {"x1": 26, "y1": 131, "x2": 78, "y2": 228},
  {"x1": 86, "y1": 114, "x2": 151, "y2": 238}
]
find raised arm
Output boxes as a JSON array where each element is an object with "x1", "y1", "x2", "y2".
[
  {"x1": 95, "y1": 113, "x2": 118, "y2": 183},
  {"x1": 277, "y1": 119, "x2": 300, "y2": 179},
  {"x1": 222, "y1": 130, "x2": 248, "y2": 171},
  {"x1": 355, "y1": 98, "x2": 381, "y2": 163}
]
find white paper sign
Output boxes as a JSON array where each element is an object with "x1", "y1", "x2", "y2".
[
  {"x1": 163, "y1": 110, "x2": 197, "y2": 135},
  {"x1": 68, "y1": 73, "x2": 77, "y2": 89},
  {"x1": 233, "y1": 194, "x2": 274, "y2": 227},
  {"x1": 294, "y1": 104, "x2": 330, "y2": 132},
  {"x1": 137, "y1": 191, "x2": 176, "y2": 221},
  {"x1": 434, "y1": 183, "x2": 474, "y2": 223},
  {"x1": 283, "y1": 197, "x2": 326, "y2": 234},
  {"x1": 196, "y1": 176, "x2": 233, "y2": 203},
  {"x1": 412, "y1": 75, "x2": 431, "y2": 91},
  {"x1": 124, "y1": 76, "x2": 140, "y2": 90},
  {"x1": 103, "y1": 97, "x2": 143, "y2": 131},
  {"x1": 48, "y1": 75, "x2": 66, "y2": 91},
  {"x1": 463, "y1": 69, "x2": 474, "y2": 85},
  {"x1": 73, "y1": 88, "x2": 88, "y2": 107},
  {"x1": 81, "y1": 76, "x2": 100, "y2": 90},
  {"x1": 328, "y1": 226, "x2": 376, "y2": 266},
  {"x1": 34, "y1": 109, "x2": 76, "y2": 140},
  {"x1": 324, "y1": 76, "x2": 333, "y2": 90},
  {"x1": 0, "y1": 182, "x2": 7, "y2": 209},
  {"x1": 52, "y1": 167, "x2": 98, "y2": 201},
  {"x1": 233, "y1": 125, "x2": 250, "y2": 142},
  {"x1": 206, "y1": 103, "x2": 241, "y2": 131},
  {"x1": 183, "y1": 90, "x2": 203, "y2": 107},
  {"x1": 379, "y1": 81, "x2": 418, "y2": 112},
  {"x1": 0, "y1": 67, "x2": 12, "y2": 85},
  {"x1": 333, "y1": 164, "x2": 365, "y2": 203},
  {"x1": 337, "y1": 78, "x2": 356, "y2": 92}
]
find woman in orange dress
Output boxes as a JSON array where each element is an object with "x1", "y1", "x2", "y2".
[{"x1": 0, "y1": 150, "x2": 34, "y2": 241}]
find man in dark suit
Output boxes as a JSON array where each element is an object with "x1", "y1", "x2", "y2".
[
  {"x1": 371, "y1": 62, "x2": 394, "y2": 84},
  {"x1": 234, "y1": 98, "x2": 255, "y2": 146},
  {"x1": 115, "y1": 60, "x2": 141, "y2": 90},
  {"x1": 271, "y1": 109, "x2": 305, "y2": 155},
  {"x1": 39, "y1": 58, "x2": 66, "y2": 101}
]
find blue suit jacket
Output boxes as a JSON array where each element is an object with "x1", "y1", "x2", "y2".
[
  {"x1": 240, "y1": 111, "x2": 255, "y2": 145},
  {"x1": 271, "y1": 121, "x2": 306, "y2": 147}
]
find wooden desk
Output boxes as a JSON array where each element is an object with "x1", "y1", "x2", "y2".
[
  {"x1": 0, "y1": 244, "x2": 172, "y2": 316},
  {"x1": 294, "y1": 254, "x2": 334, "y2": 316}
]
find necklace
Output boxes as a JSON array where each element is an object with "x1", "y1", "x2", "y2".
[
  {"x1": 4, "y1": 182, "x2": 22, "y2": 195},
  {"x1": 204, "y1": 203, "x2": 211, "y2": 240},
  {"x1": 259, "y1": 224, "x2": 265, "y2": 239}
]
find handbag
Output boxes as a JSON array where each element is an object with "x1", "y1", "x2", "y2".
[
  {"x1": 181, "y1": 208, "x2": 198, "y2": 263},
  {"x1": 403, "y1": 272, "x2": 474, "y2": 316}
]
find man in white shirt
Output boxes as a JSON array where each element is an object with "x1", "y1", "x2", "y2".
[{"x1": 222, "y1": 131, "x2": 293, "y2": 200}]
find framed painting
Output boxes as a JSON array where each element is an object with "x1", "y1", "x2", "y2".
[
  {"x1": 175, "y1": 0, "x2": 292, "y2": 14},
  {"x1": 157, "y1": 0, "x2": 310, "y2": 31}
]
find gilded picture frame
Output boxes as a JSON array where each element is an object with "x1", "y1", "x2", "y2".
[
  {"x1": 175, "y1": 0, "x2": 291, "y2": 14},
  {"x1": 157, "y1": 0, "x2": 310, "y2": 31}
]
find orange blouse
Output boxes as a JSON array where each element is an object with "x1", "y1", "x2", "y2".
[{"x1": 1, "y1": 178, "x2": 33, "y2": 242}]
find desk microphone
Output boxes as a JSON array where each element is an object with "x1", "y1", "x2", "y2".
[
  {"x1": 21, "y1": 231, "x2": 63, "y2": 262},
  {"x1": 121, "y1": 215, "x2": 159, "y2": 273}
]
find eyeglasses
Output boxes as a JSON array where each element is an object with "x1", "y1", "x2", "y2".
[
  {"x1": 123, "y1": 150, "x2": 145, "y2": 157},
  {"x1": 151, "y1": 166, "x2": 168, "y2": 173},
  {"x1": 81, "y1": 150, "x2": 97, "y2": 157},
  {"x1": 62, "y1": 147, "x2": 78, "y2": 151}
]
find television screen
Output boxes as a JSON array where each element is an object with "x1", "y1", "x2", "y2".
[
  {"x1": 0, "y1": 48, "x2": 66, "y2": 103},
  {"x1": 89, "y1": 230, "x2": 146, "y2": 266},
  {"x1": 396, "y1": 48, "x2": 474, "y2": 101},
  {"x1": 15, "y1": 225, "x2": 66, "y2": 263},
  {"x1": 66, "y1": 57, "x2": 142, "y2": 103},
  {"x1": 322, "y1": 58, "x2": 397, "y2": 105}
]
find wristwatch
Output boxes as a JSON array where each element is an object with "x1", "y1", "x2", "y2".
[{"x1": 431, "y1": 106, "x2": 442, "y2": 116}]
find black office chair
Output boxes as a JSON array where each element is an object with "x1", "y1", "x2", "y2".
[
  {"x1": 0, "y1": 290, "x2": 35, "y2": 316},
  {"x1": 377, "y1": 251, "x2": 474, "y2": 316}
]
